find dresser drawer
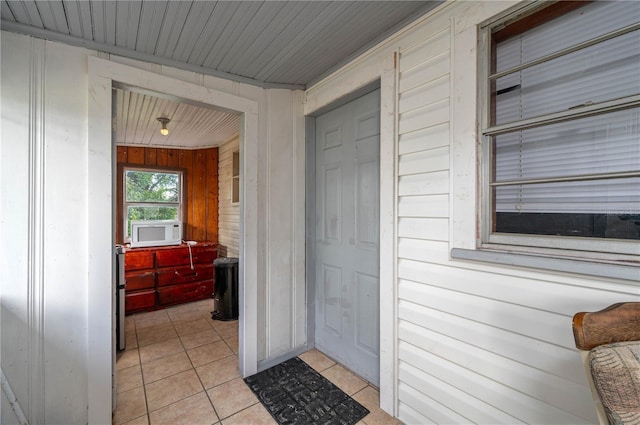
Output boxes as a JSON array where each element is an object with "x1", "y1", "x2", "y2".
[
  {"x1": 157, "y1": 280, "x2": 213, "y2": 306},
  {"x1": 155, "y1": 246, "x2": 217, "y2": 267},
  {"x1": 125, "y1": 290, "x2": 156, "y2": 314},
  {"x1": 125, "y1": 271, "x2": 156, "y2": 291},
  {"x1": 157, "y1": 264, "x2": 213, "y2": 287},
  {"x1": 125, "y1": 251, "x2": 154, "y2": 271}
]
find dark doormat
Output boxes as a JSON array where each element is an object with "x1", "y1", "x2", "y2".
[{"x1": 244, "y1": 357, "x2": 369, "y2": 425}]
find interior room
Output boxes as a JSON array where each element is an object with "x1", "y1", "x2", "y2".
[{"x1": 1, "y1": 1, "x2": 638, "y2": 425}]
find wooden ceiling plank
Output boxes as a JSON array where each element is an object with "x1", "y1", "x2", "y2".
[
  {"x1": 185, "y1": 1, "x2": 238, "y2": 66},
  {"x1": 114, "y1": 0, "x2": 142, "y2": 50},
  {"x1": 155, "y1": 0, "x2": 191, "y2": 58},
  {"x1": 8, "y1": 0, "x2": 43, "y2": 27},
  {"x1": 62, "y1": 0, "x2": 83, "y2": 38},
  {"x1": 256, "y1": 2, "x2": 360, "y2": 83},
  {"x1": 34, "y1": 1, "x2": 66, "y2": 33},
  {"x1": 1, "y1": 1, "x2": 16, "y2": 21},
  {"x1": 171, "y1": 1, "x2": 218, "y2": 63},
  {"x1": 200, "y1": 1, "x2": 263, "y2": 71},
  {"x1": 275, "y1": 2, "x2": 387, "y2": 84},
  {"x1": 280, "y1": 2, "x2": 412, "y2": 84},
  {"x1": 136, "y1": 0, "x2": 167, "y2": 54},
  {"x1": 104, "y1": 1, "x2": 116, "y2": 45},
  {"x1": 215, "y1": 2, "x2": 285, "y2": 72},
  {"x1": 231, "y1": 1, "x2": 309, "y2": 77}
]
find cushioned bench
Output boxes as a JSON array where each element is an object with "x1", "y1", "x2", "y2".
[{"x1": 573, "y1": 303, "x2": 640, "y2": 425}]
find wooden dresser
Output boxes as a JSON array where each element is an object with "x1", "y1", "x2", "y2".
[{"x1": 123, "y1": 242, "x2": 218, "y2": 315}]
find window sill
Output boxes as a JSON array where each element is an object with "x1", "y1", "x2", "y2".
[{"x1": 450, "y1": 248, "x2": 639, "y2": 282}]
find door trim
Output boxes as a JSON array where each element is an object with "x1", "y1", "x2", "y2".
[
  {"x1": 305, "y1": 54, "x2": 397, "y2": 415},
  {"x1": 87, "y1": 57, "x2": 260, "y2": 423}
]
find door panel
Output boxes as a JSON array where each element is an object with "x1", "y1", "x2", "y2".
[{"x1": 315, "y1": 89, "x2": 380, "y2": 385}]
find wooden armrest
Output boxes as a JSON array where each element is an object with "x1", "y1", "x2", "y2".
[{"x1": 572, "y1": 302, "x2": 640, "y2": 350}]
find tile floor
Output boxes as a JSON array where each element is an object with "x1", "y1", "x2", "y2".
[{"x1": 114, "y1": 299, "x2": 401, "y2": 425}]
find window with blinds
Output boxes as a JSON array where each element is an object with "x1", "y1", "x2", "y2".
[{"x1": 480, "y1": 1, "x2": 640, "y2": 255}]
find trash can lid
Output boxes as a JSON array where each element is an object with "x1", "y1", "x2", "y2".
[{"x1": 214, "y1": 257, "x2": 239, "y2": 266}]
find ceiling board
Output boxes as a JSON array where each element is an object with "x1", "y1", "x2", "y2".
[{"x1": 3, "y1": 0, "x2": 441, "y2": 147}]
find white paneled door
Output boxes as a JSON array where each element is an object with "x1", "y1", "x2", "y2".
[{"x1": 315, "y1": 89, "x2": 380, "y2": 385}]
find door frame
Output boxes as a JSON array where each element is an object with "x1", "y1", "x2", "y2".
[
  {"x1": 87, "y1": 57, "x2": 259, "y2": 423},
  {"x1": 305, "y1": 57, "x2": 397, "y2": 415}
]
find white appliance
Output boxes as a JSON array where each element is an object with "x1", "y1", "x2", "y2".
[{"x1": 129, "y1": 220, "x2": 182, "y2": 248}]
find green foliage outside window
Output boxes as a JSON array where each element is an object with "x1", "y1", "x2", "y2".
[{"x1": 125, "y1": 169, "x2": 181, "y2": 237}]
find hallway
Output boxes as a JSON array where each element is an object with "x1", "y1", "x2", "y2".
[{"x1": 113, "y1": 299, "x2": 398, "y2": 425}]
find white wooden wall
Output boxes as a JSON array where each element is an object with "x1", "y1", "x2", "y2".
[
  {"x1": 218, "y1": 136, "x2": 240, "y2": 258},
  {"x1": 305, "y1": 2, "x2": 640, "y2": 424},
  {"x1": 1, "y1": 34, "x2": 90, "y2": 425},
  {"x1": 1, "y1": 31, "x2": 307, "y2": 424}
]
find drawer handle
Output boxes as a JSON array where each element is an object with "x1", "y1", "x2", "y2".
[{"x1": 175, "y1": 270, "x2": 198, "y2": 278}]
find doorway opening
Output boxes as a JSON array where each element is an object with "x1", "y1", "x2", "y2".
[{"x1": 87, "y1": 57, "x2": 261, "y2": 421}]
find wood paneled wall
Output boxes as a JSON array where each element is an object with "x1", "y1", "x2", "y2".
[{"x1": 116, "y1": 146, "x2": 219, "y2": 243}]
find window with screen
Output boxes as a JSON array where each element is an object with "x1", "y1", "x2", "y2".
[
  {"x1": 124, "y1": 167, "x2": 182, "y2": 239},
  {"x1": 480, "y1": 1, "x2": 640, "y2": 256}
]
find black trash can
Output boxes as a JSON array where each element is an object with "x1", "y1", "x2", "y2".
[{"x1": 211, "y1": 257, "x2": 239, "y2": 321}]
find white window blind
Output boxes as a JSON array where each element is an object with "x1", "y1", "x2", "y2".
[{"x1": 492, "y1": 1, "x2": 640, "y2": 217}]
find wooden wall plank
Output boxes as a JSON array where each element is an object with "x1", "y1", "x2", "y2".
[
  {"x1": 117, "y1": 146, "x2": 128, "y2": 163},
  {"x1": 127, "y1": 146, "x2": 145, "y2": 164},
  {"x1": 167, "y1": 148, "x2": 180, "y2": 167},
  {"x1": 191, "y1": 150, "x2": 208, "y2": 241},
  {"x1": 144, "y1": 148, "x2": 157, "y2": 166},
  {"x1": 156, "y1": 148, "x2": 169, "y2": 166},
  {"x1": 179, "y1": 150, "x2": 194, "y2": 239}
]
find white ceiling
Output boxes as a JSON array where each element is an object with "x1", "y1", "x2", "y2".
[
  {"x1": 2, "y1": 0, "x2": 441, "y2": 148},
  {"x1": 114, "y1": 86, "x2": 240, "y2": 149}
]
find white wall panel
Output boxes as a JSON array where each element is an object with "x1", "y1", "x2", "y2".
[
  {"x1": 398, "y1": 123, "x2": 449, "y2": 155},
  {"x1": 218, "y1": 135, "x2": 240, "y2": 257},
  {"x1": 398, "y1": 171, "x2": 449, "y2": 196},
  {"x1": 398, "y1": 146, "x2": 449, "y2": 175}
]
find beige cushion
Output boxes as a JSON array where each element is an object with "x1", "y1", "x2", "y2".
[{"x1": 589, "y1": 341, "x2": 640, "y2": 425}]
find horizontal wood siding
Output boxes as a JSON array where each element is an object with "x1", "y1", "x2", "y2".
[
  {"x1": 116, "y1": 145, "x2": 218, "y2": 244},
  {"x1": 390, "y1": 4, "x2": 639, "y2": 424},
  {"x1": 217, "y1": 136, "x2": 240, "y2": 257}
]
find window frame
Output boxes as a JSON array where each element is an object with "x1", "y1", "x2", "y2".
[
  {"x1": 116, "y1": 164, "x2": 186, "y2": 244},
  {"x1": 231, "y1": 150, "x2": 240, "y2": 205},
  {"x1": 478, "y1": 1, "x2": 640, "y2": 260}
]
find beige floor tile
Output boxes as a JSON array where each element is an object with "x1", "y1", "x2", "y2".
[
  {"x1": 139, "y1": 337, "x2": 184, "y2": 363},
  {"x1": 148, "y1": 392, "x2": 218, "y2": 425},
  {"x1": 207, "y1": 377, "x2": 258, "y2": 420},
  {"x1": 125, "y1": 315, "x2": 136, "y2": 328},
  {"x1": 137, "y1": 323, "x2": 178, "y2": 347},
  {"x1": 224, "y1": 336, "x2": 238, "y2": 354},
  {"x1": 321, "y1": 364, "x2": 368, "y2": 395},
  {"x1": 116, "y1": 349, "x2": 140, "y2": 370},
  {"x1": 298, "y1": 349, "x2": 336, "y2": 372},
  {"x1": 121, "y1": 414, "x2": 149, "y2": 425},
  {"x1": 196, "y1": 355, "x2": 240, "y2": 390},
  {"x1": 145, "y1": 369, "x2": 204, "y2": 412},
  {"x1": 125, "y1": 330, "x2": 138, "y2": 350},
  {"x1": 134, "y1": 311, "x2": 171, "y2": 329},
  {"x1": 173, "y1": 318, "x2": 214, "y2": 337},
  {"x1": 221, "y1": 403, "x2": 277, "y2": 425},
  {"x1": 180, "y1": 328, "x2": 222, "y2": 350},
  {"x1": 209, "y1": 319, "x2": 238, "y2": 339},
  {"x1": 168, "y1": 309, "x2": 207, "y2": 324},
  {"x1": 187, "y1": 340, "x2": 233, "y2": 368},
  {"x1": 353, "y1": 386, "x2": 402, "y2": 425},
  {"x1": 117, "y1": 365, "x2": 143, "y2": 393},
  {"x1": 142, "y1": 351, "x2": 192, "y2": 384},
  {"x1": 113, "y1": 386, "x2": 147, "y2": 425}
]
